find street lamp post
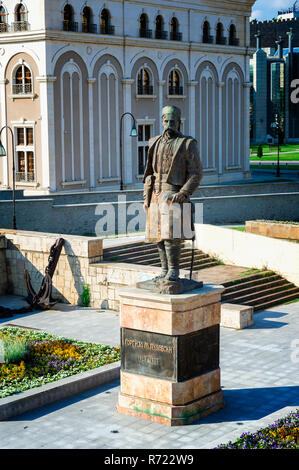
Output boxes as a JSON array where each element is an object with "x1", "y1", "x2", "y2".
[
  {"x1": 120, "y1": 112, "x2": 137, "y2": 191},
  {"x1": 271, "y1": 113, "x2": 283, "y2": 178},
  {"x1": 0, "y1": 126, "x2": 17, "y2": 229}
]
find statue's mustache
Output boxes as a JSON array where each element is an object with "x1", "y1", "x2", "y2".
[{"x1": 162, "y1": 127, "x2": 180, "y2": 138}]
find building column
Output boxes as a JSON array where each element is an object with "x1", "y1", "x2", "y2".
[
  {"x1": 87, "y1": 77, "x2": 96, "y2": 189},
  {"x1": 158, "y1": 80, "x2": 165, "y2": 134},
  {"x1": 243, "y1": 82, "x2": 252, "y2": 174},
  {"x1": 36, "y1": 75, "x2": 57, "y2": 192},
  {"x1": 217, "y1": 82, "x2": 225, "y2": 176},
  {"x1": 0, "y1": 79, "x2": 8, "y2": 188},
  {"x1": 188, "y1": 80, "x2": 198, "y2": 137},
  {"x1": 121, "y1": 78, "x2": 134, "y2": 185}
]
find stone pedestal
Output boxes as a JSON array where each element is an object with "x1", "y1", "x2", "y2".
[{"x1": 117, "y1": 284, "x2": 225, "y2": 426}]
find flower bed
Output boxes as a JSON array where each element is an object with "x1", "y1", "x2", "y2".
[
  {"x1": 215, "y1": 409, "x2": 299, "y2": 449},
  {"x1": 0, "y1": 327, "x2": 120, "y2": 399}
]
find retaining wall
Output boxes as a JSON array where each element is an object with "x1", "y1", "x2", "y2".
[
  {"x1": 0, "y1": 230, "x2": 162, "y2": 310},
  {"x1": 1, "y1": 185, "x2": 299, "y2": 235},
  {"x1": 194, "y1": 224, "x2": 299, "y2": 287}
]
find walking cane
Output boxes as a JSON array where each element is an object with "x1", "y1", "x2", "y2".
[{"x1": 190, "y1": 202, "x2": 195, "y2": 280}]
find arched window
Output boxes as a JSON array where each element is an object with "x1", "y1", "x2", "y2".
[
  {"x1": 13, "y1": 64, "x2": 32, "y2": 95},
  {"x1": 139, "y1": 13, "x2": 151, "y2": 38},
  {"x1": 216, "y1": 22, "x2": 226, "y2": 45},
  {"x1": 170, "y1": 17, "x2": 182, "y2": 41},
  {"x1": 82, "y1": 6, "x2": 95, "y2": 33},
  {"x1": 137, "y1": 68, "x2": 153, "y2": 95},
  {"x1": 100, "y1": 9, "x2": 114, "y2": 35},
  {"x1": 168, "y1": 69, "x2": 183, "y2": 95},
  {"x1": 155, "y1": 15, "x2": 167, "y2": 40},
  {"x1": 202, "y1": 21, "x2": 212, "y2": 43},
  {"x1": 229, "y1": 24, "x2": 239, "y2": 46},
  {"x1": 0, "y1": 6, "x2": 7, "y2": 32},
  {"x1": 13, "y1": 3, "x2": 28, "y2": 31},
  {"x1": 63, "y1": 4, "x2": 77, "y2": 32},
  {"x1": 15, "y1": 3, "x2": 26, "y2": 22}
]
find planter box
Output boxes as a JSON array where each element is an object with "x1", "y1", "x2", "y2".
[{"x1": 246, "y1": 221, "x2": 299, "y2": 241}]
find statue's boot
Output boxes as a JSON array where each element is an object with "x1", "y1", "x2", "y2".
[
  {"x1": 153, "y1": 241, "x2": 168, "y2": 280},
  {"x1": 164, "y1": 239, "x2": 181, "y2": 282}
]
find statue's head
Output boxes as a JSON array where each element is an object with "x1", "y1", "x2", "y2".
[{"x1": 161, "y1": 106, "x2": 181, "y2": 135}]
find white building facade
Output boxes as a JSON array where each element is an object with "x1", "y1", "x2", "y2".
[{"x1": 0, "y1": 0, "x2": 255, "y2": 193}]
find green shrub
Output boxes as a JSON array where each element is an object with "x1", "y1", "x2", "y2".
[{"x1": 80, "y1": 284, "x2": 91, "y2": 307}]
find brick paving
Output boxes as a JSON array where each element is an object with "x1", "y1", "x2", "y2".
[{"x1": 0, "y1": 295, "x2": 298, "y2": 449}]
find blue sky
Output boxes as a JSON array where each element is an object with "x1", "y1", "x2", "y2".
[{"x1": 251, "y1": 0, "x2": 296, "y2": 20}]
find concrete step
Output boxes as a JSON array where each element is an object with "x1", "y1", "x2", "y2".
[
  {"x1": 222, "y1": 278, "x2": 288, "y2": 301},
  {"x1": 223, "y1": 274, "x2": 281, "y2": 294},
  {"x1": 252, "y1": 292, "x2": 299, "y2": 311},
  {"x1": 230, "y1": 286, "x2": 299, "y2": 309},
  {"x1": 228, "y1": 282, "x2": 294, "y2": 304},
  {"x1": 104, "y1": 248, "x2": 207, "y2": 263},
  {"x1": 222, "y1": 271, "x2": 276, "y2": 288}
]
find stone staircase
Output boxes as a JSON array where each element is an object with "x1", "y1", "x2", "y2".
[
  {"x1": 221, "y1": 271, "x2": 299, "y2": 312},
  {"x1": 103, "y1": 241, "x2": 219, "y2": 272},
  {"x1": 103, "y1": 241, "x2": 299, "y2": 311}
]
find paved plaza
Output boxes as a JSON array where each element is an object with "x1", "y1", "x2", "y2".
[{"x1": 0, "y1": 295, "x2": 298, "y2": 449}]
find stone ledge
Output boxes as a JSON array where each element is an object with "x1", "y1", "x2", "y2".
[
  {"x1": 0, "y1": 361, "x2": 120, "y2": 421},
  {"x1": 221, "y1": 303, "x2": 254, "y2": 330},
  {"x1": 0, "y1": 229, "x2": 103, "y2": 260}
]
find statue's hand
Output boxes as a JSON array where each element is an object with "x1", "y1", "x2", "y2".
[
  {"x1": 143, "y1": 202, "x2": 149, "y2": 212},
  {"x1": 172, "y1": 192, "x2": 188, "y2": 204}
]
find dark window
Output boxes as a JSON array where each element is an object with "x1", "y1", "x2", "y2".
[
  {"x1": 63, "y1": 4, "x2": 78, "y2": 32},
  {"x1": 139, "y1": 13, "x2": 151, "y2": 38},
  {"x1": 170, "y1": 17, "x2": 181, "y2": 41},
  {"x1": 216, "y1": 22, "x2": 226, "y2": 45},
  {"x1": 137, "y1": 68, "x2": 153, "y2": 95},
  {"x1": 229, "y1": 24, "x2": 239, "y2": 46},
  {"x1": 15, "y1": 3, "x2": 26, "y2": 22},
  {"x1": 155, "y1": 15, "x2": 167, "y2": 39},
  {"x1": 82, "y1": 6, "x2": 91, "y2": 32},
  {"x1": 15, "y1": 126, "x2": 35, "y2": 183},
  {"x1": 202, "y1": 21, "x2": 213, "y2": 43},
  {"x1": 138, "y1": 124, "x2": 151, "y2": 175},
  {"x1": 100, "y1": 9, "x2": 114, "y2": 34},
  {"x1": 13, "y1": 65, "x2": 32, "y2": 94},
  {"x1": 168, "y1": 70, "x2": 183, "y2": 95},
  {"x1": 0, "y1": 6, "x2": 7, "y2": 32}
]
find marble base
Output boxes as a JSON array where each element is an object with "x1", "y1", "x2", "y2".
[{"x1": 117, "y1": 390, "x2": 225, "y2": 426}]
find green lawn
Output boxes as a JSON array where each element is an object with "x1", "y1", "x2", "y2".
[
  {"x1": 251, "y1": 144, "x2": 299, "y2": 153},
  {"x1": 250, "y1": 144, "x2": 299, "y2": 161}
]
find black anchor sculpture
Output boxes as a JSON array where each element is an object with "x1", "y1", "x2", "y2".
[{"x1": 24, "y1": 238, "x2": 65, "y2": 310}]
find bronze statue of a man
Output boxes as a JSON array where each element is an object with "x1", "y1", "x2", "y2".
[{"x1": 143, "y1": 105, "x2": 203, "y2": 285}]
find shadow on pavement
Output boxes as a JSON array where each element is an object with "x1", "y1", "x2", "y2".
[
  {"x1": 249, "y1": 310, "x2": 290, "y2": 329},
  {"x1": 197, "y1": 385, "x2": 299, "y2": 425}
]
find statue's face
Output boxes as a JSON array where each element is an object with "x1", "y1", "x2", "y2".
[{"x1": 162, "y1": 115, "x2": 180, "y2": 134}]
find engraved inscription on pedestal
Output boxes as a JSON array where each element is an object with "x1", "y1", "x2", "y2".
[
  {"x1": 121, "y1": 326, "x2": 219, "y2": 382},
  {"x1": 121, "y1": 328, "x2": 177, "y2": 380}
]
